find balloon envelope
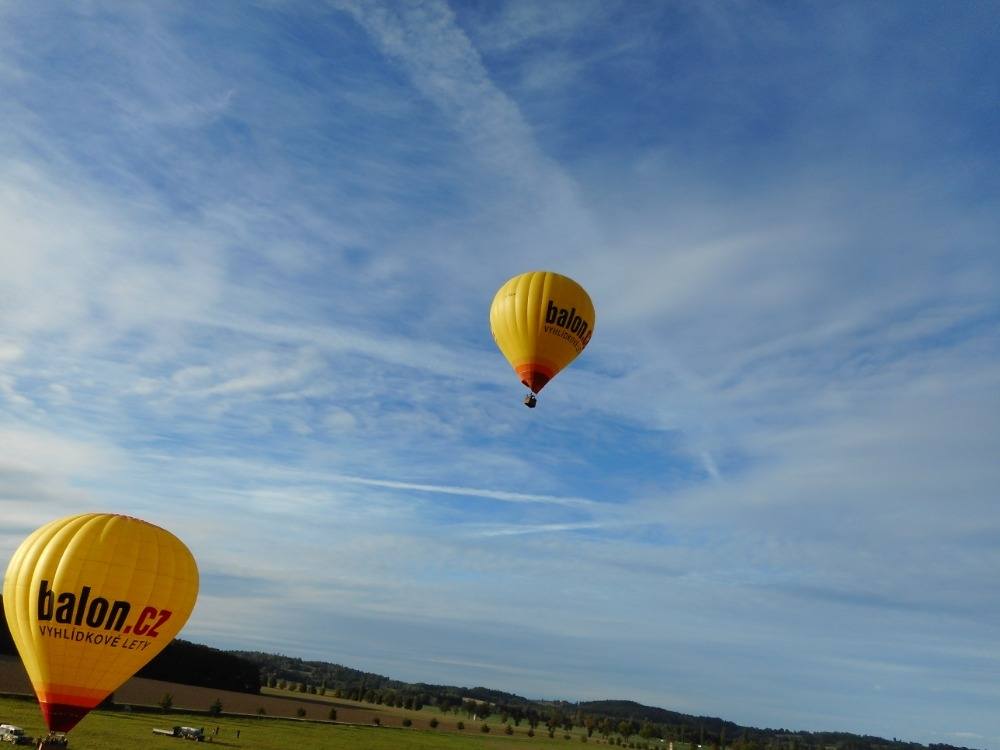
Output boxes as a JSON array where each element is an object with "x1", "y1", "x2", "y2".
[
  {"x1": 489, "y1": 270, "x2": 595, "y2": 395},
  {"x1": 3, "y1": 513, "x2": 199, "y2": 732}
]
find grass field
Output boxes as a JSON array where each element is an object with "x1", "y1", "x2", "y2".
[
  {"x1": 0, "y1": 694, "x2": 594, "y2": 749},
  {"x1": 0, "y1": 657, "x2": 678, "y2": 749}
]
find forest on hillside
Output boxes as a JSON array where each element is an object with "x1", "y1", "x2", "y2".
[{"x1": 230, "y1": 649, "x2": 981, "y2": 750}]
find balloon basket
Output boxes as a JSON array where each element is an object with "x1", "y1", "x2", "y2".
[{"x1": 37, "y1": 733, "x2": 69, "y2": 749}]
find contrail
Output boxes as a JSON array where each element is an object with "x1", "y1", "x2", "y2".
[
  {"x1": 328, "y1": 473, "x2": 599, "y2": 509},
  {"x1": 470, "y1": 522, "x2": 606, "y2": 537}
]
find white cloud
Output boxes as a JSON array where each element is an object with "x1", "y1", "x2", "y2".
[
  {"x1": 0, "y1": 342, "x2": 23, "y2": 362},
  {"x1": 323, "y1": 407, "x2": 357, "y2": 433},
  {"x1": 0, "y1": 426, "x2": 117, "y2": 477},
  {"x1": 464, "y1": 0, "x2": 611, "y2": 52},
  {"x1": 0, "y1": 162, "x2": 224, "y2": 352}
]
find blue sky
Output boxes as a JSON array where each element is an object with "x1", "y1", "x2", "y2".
[{"x1": 1, "y1": 0, "x2": 999, "y2": 745}]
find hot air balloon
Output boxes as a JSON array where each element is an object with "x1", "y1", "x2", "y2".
[
  {"x1": 489, "y1": 270, "x2": 595, "y2": 407},
  {"x1": 3, "y1": 513, "x2": 199, "y2": 734}
]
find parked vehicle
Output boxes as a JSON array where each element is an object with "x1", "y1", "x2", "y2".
[
  {"x1": 0, "y1": 725, "x2": 32, "y2": 746},
  {"x1": 151, "y1": 726, "x2": 204, "y2": 742}
]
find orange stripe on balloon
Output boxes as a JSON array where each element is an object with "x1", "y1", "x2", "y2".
[
  {"x1": 515, "y1": 363, "x2": 555, "y2": 394},
  {"x1": 37, "y1": 689, "x2": 104, "y2": 704}
]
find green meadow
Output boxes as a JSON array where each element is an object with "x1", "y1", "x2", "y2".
[{"x1": 0, "y1": 695, "x2": 604, "y2": 750}]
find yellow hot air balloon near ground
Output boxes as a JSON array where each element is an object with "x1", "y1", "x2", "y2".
[
  {"x1": 490, "y1": 270, "x2": 595, "y2": 407},
  {"x1": 3, "y1": 513, "x2": 199, "y2": 733}
]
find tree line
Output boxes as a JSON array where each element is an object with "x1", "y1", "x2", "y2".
[{"x1": 231, "y1": 650, "x2": 981, "y2": 750}]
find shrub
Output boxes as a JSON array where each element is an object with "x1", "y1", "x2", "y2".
[
  {"x1": 402, "y1": 718, "x2": 412, "y2": 727},
  {"x1": 506, "y1": 724, "x2": 514, "y2": 735},
  {"x1": 481, "y1": 723, "x2": 491, "y2": 733},
  {"x1": 328, "y1": 708, "x2": 337, "y2": 721},
  {"x1": 296, "y1": 708, "x2": 306, "y2": 718},
  {"x1": 372, "y1": 717, "x2": 381, "y2": 726},
  {"x1": 257, "y1": 707, "x2": 266, "y2": 717},
  {"x1": 528, "y1": 729, "x2": 535, "y2": 737},
  {"x1": 209, "y1": 699, "x2": 223, "y2": 717},
  {"x1": 158, "y1": 693, "x2": 173, "y2": 712},
  {"x1": 457, "y1": 721, "x2": 465, "y2": 730},
  {"x1": 429, "y1": 717, "x2": 439, "y2": 729}
]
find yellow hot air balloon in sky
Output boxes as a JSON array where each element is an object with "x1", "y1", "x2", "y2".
[
  {"x1": 490, "y1": 270, "x2": 595, "y2": 407},
  {"x1": 3, "y1": 513, "x2": 199, "y2": 733}
]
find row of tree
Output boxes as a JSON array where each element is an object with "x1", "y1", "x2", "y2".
[{"x1": 232, "y1": 649, "x2": 982, "y2": 750}]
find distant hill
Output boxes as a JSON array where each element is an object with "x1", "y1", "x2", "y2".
[
  {"x1": 575, "y1": 700, "x2": 739, "y2": 736},
  {"x1": 231, "y1": 649, "x2": 534, "y2": 708},
  {"x1": 0, "y1": 596, "x2": 983, "y2": 750},
  {"x1": 229, "y1": 651, "x2": 980, "y2": 750},
  {"x1": 574, "y1": 698, "x2": 705, "y2": 725},
  {"x1": 139, "y1": 639, "x2": 259, "y2": 693}
]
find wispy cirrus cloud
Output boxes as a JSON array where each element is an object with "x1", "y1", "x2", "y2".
[{"x1": 468, "y1": 521, "x2": 607, "y2": 537}]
